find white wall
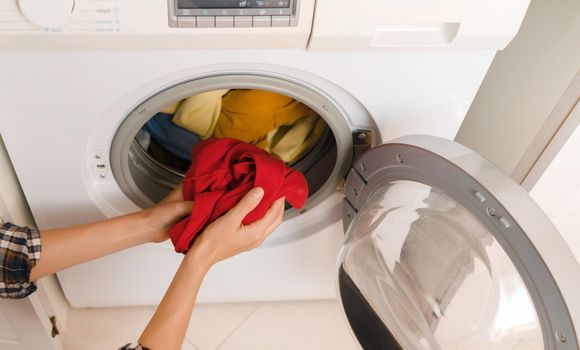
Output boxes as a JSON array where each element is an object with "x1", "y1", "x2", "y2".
[
  {"x1": 530, "y1": 114, "x2": 580, "y2": 264},
  {"x1": 455, "y1": 0, "x2": 580, "y2": 176}
]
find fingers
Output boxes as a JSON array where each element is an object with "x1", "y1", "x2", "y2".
[
  {"x1": 159, "y1": 185, "x2": 183, "y2": 204},
  {"x1": 148, "y1": 200, "x2": 194, "y2": 234},
  {"x1": 173, "y1": 201, "x2": 194, "y2": 217},
  {"x1": 254, "y1": 199, "x2": 285, "y2": 246},
  {"x1": 246, "y1": 197, "x2": 285, "y2": 242},
  {"x1": 156, "y1": 200, "x2": 193, "y2": 219},
  {"x1": 226, "y1": 187, "x2": 265, "y2": 222},
  {"x1": 192, "y1": 195, "x2": 287, "y2": 263},
  {"x1": 266, "y1": 199, "x2": 285, "y2": 232},
  {"x1": 263, "y1": 198, "x2": 285, "y2": 235}
]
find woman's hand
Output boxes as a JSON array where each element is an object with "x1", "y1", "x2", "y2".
[
  {"x1": 138, "y1": 188, "x2": 285, "y2": 350},
  {"x1": 30, "y1": 186, "x2": 193, "y2": 280},
  {"x1": 189, "y1": 187, "x2": 285, "y2": 267},
  {"x1": 141, "y1": 186, "x2": 193, "y2": 243}
]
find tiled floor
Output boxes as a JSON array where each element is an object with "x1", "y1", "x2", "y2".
[{"x1": 63, "y1": 299, "x2": 360, "y2": 350}]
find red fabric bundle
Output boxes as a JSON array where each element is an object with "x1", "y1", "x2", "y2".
[{"x1": 168, "y1": 138, "x2": 308, "y2": 253}]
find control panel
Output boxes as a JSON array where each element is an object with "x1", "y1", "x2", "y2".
[
  {"x1": 168, "y1": 0, "x2": 298, "y2": 28},
  {"x1": 0, "y1": 0, "x2": 121, "y2": 33},
  {"x1": 0, "y1": 0, "x2": 312, "y2": 50},
  {"x1": 0, "y1": 0, "x2": 529, "y2": 51}
]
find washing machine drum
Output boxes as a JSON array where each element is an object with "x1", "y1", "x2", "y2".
[
  {"x1": 337, "y1": 136, "x2": 579, "y2": 350},
  {"x1": 111, "y1": 86, "x2": 348, "y2": 219}
]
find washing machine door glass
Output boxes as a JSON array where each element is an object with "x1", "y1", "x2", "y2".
[{"x1": 338, "y1": 135, "x2": 577, "y2": 350}]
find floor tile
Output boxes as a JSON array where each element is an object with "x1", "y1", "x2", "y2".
[
  {"x1": 64, "y1": 306, "x2": 155, "y2": 350},
  {"x1": 183, "y1": 339, "x2": 200, "y2": 350},
  {"x1": 64, "y1": 300, "x2": 359, "y2": 350},
  {"x1": 218, "y1": 300, "x2": 360, "y2": 350},
  {"x1": 185, "y1": 302, "x2": 258, "y2": 350},
  {"x1": 0, "y1": 306, "x2": 18, "y2": 341}
]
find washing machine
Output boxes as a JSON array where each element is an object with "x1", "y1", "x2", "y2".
[
  {"x1": 4, "y1": 2, "x2": 579, "y2": 344},
  {"x1": 3, "y1": 0, "x2": 580, "y2": 347}
]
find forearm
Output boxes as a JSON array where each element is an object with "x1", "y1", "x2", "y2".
[
  {"x1": 139, "y1": 245, "x2": 212, "y2": 350},
  {"x1": 30, "y1": 210, "x2": 157, "y2": 281},
  {"x1": 136, "y1": 190, "x2": 283, "y2": 350}
]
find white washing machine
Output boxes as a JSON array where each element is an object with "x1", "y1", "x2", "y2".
[
  {"x1": 4, "y1": 1, "x2": 580, "y2": 347},
  {"x1": 5, "y1": 0, "x2": 578, "y2": 336}
]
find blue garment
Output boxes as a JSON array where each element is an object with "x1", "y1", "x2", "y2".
[{"x1": 143, "y1": 113, "x2": 200, "y2": 162}]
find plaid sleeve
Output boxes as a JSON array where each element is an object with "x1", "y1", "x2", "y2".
[
  {"x1": 0, "y1": 222, "x2": 41, "y2": 299},
  {"x1": 118, "y1": 343, "x2": 150, "y2": 350}
]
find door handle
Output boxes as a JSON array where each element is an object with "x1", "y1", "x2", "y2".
[{"x1": 372, "y1": 23, "x2": 461, "y2": 47}]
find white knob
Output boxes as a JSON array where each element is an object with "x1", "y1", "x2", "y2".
[{"x1": 18, "y1": 0, "x2": 75, "y2": 28}]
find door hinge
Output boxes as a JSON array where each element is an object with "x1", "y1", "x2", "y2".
[
  {"x1": 49, "y1": 316, "x2": 59, "y2": 338},
  {"x1": 352, "y1": 130, "x2": 373, "y2": 161}
]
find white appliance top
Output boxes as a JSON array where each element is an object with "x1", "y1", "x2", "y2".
[{"x1": 0, "y1": 0, "x2": 529, "y2": 50}]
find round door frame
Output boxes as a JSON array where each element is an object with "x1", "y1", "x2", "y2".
[
  {"x1": 110, "y1": 72, "x2": 356, "y2": 217},
  {"x1": 342, "y1": 135, "x2": 580, "y2": 349},
  {"x1": 83, "y1": 63, "x2": 380, "y2": 247}
]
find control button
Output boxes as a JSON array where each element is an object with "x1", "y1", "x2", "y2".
[
  {"x1": 196, "y1": 16, "x2": 215, "y2": 28},
  {"x1": 271, "y1": 15, "x2": 290, "y2": 27},
  {"x1": 253, "y1": 16, "x2": 271, "y2": 27},
  {"x1": 168, "y1": 16, "x2": 178, "y2": 28},
  {"x1": 177, "y1": 17, "x2": 196, "y2": 28},
  {"x1": 234, "y1": 16, "x2": 252, "y2": 28},
  {"x1": 215, "y1": 16, "x2": 234, "y2": 28}
]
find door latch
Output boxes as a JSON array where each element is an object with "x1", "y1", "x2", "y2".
[{"x1": 352, "y1": 130, "x2": 373, "y2": 161}]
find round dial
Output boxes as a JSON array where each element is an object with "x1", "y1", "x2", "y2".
[{"x1": 18, "y1": 0, "x2": 75, "y2": 28}]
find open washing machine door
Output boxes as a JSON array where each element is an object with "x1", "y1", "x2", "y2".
[{"x1": 337, "y1": 135, "x2": 580, "y2": 350}]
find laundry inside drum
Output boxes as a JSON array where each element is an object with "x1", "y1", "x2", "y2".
[{"x1": 127, "y1": 88, "x2": 338, "y2": 211}]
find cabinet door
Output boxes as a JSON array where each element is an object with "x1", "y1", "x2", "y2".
[
  {"x1": 0, "y1": 296, "x2": 61, "y2": 350},
  {"x1": 0, "y1": 137, "x2": 62, "y2": 350}
]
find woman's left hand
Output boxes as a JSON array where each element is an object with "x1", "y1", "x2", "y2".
[
  {"x1": 142, "y1": 186, "x2": 193, "y2": 243},
  {"x1": 30, "y1": 186, "x2": 193, "y2": 281}
]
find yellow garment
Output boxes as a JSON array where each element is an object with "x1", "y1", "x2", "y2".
[
  {"x1": 172, "y1": 90, "x2": 229, "y2": 140},
  {"x1": 160, "y1": 101, "x2": 182, "y2": 114},
  {"x1": 214, "y1": 90, "x2": 314, "y2": 149},
  {"x1": 267, "y1": 115, "x2": 327, "y2": 164}
]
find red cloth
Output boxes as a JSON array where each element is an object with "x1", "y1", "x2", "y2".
[{"x1": 168, "y1": 138, "x2": 308, "y2": 253}]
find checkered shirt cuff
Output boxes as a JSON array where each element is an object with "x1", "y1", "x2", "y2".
[
  {"x1": 119, "y1": 343, "x2": 150, "y2": 350},
  {"x1": 0, "y1": 222, "x2": 41, "y2": 299}
]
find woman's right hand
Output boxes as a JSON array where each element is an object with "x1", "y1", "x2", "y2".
[
  {"x1": 138, "y1": 187, "x2": 284, "y2": 350},
  {"x1": 189, "y1": 187, "x2": 285, "y2": 267}
]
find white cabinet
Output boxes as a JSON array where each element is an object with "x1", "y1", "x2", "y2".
[
  {"x1": 0, "y1": 297, "x2": 62, "y2": 350},
  {"x1": 0, "y1": 137, "x2": 65, "y2": 350}
]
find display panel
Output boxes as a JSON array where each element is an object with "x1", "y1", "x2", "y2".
[{"x1": 178, "y1": 0, "x2": 290, "y2": 9}]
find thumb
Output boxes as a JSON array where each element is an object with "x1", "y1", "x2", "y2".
[
  {"x1": 159, "y1": 185, "x2": 183, "y2": 204},
  {"x1": 226, "y1": 187, "x2": 264, "y2": 222}
]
